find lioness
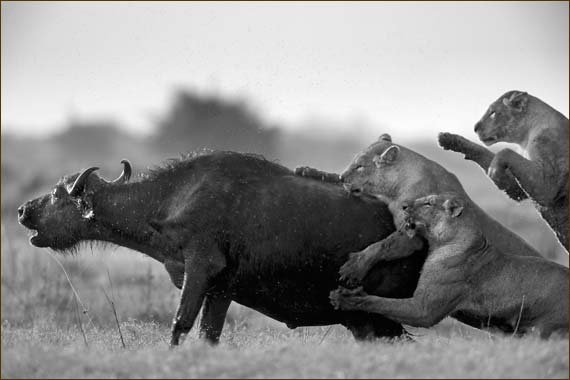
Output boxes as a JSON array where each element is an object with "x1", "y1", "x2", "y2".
[
  {"x1": 330, "y1": 193, "x2": 569, "y2": 338},
  {"x1": 297, "y1": 134, "x2": 542, "y2": 288},
  {"x1": 439, "y1": 90, "x2": 569, "y2": 251}
]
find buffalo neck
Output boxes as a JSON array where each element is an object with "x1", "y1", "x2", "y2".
[{"x1": 88, "y1": 180, "x2": 174, "y2": 263}]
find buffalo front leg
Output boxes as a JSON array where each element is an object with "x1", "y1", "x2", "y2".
[
  {"x1": 331, "y1": 286, "x2": 462, "y2": 328},
  {"x1": 171, "y1": 243, "x2": 226, "y2": 347},
  {"x1": 339, "y1": 230, "x2": 424, "y2": 287},
  {"x1": 164, "y1": 259, "x2": 185, "y2": 289},
  {"x1": 198, "y1": 292, "x2": 232, "y2": 344},
  {"x1": 438, "y1": 132, "x2": 528, "y2": 201}
]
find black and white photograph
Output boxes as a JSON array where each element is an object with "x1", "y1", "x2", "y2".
[{"x1": 1, "y1": 1, "x2": 568, "y2": 378}]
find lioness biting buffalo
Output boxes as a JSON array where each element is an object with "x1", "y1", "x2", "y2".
[
  {"x1": 299, "y1": 133, "x2": 567, "y2": 336},
  {"x1": 331, "y1": 193, "x2": 568, "y2": 338}
]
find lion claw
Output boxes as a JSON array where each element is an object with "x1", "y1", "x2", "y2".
[
  {"x1": 438, "y1": 132, "x2": 456, "y2": 151},
  {"x1": 329, "y1": 286, "x2": 368, "y2": 310},
  {"x1": 438, "y1": 132, "x2": 484, "y2": 162},
  {"x1": 339, "y1": 252, "x2": 369, "y2": 287}
]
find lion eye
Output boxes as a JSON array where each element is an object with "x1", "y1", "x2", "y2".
[{"x1": 489, "y1": 111, "x2": 496, "y2": 120}]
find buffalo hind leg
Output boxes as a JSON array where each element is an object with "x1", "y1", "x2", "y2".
[
  {"x1": 198, "y1": 292, "x2": 232, "y2": 344},
  {"x1": 171, "y1": 242, "x2": 226, "y2": 347}
]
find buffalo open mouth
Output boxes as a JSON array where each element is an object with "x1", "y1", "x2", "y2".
[
  {"x1": 28, "y1": 229, "x2": 39, "y2": 243},
  {"x1": 26, "y1": 228, "x2": 47, "y2": 247}
]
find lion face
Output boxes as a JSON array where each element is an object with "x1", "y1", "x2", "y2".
[
  {"x1": 403, "y1": 194, "x2": 464, "y2": 244},
  {"x1": 474, "y1": 90, "x2": 529, "y2": 146},
  {"x1": 339, "y1": 134, "x2": 406, "y2": 199}
]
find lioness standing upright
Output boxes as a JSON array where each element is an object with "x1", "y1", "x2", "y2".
[{"x1": 439, "y1": 90, "x2": 569, "y2": 251}]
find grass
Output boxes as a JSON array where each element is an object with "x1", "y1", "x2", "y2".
[
  {"x1": 1, "y1": 223, "x2": 568, "y2": 379},
  {"x1": 2, "y1": 320, "x2": 568, "y2": 378}
]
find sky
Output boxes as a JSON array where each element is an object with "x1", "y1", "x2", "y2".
[{"x1": 1, "y1": 1, "x2": 568, "y2": 141}]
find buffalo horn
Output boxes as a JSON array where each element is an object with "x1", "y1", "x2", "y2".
[
  {"x1": 68, "y1": 167, "x2": 100, "y2": 197},
  {"x1": 111, "y1": 159, "x2": 132, "y2": 183}
]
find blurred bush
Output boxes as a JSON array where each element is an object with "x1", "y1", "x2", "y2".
[{"x1": 153, "y1": 90, "x2": 280, "y2": 158}]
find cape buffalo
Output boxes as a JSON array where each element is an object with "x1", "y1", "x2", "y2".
[{"x1": 18, "y1": 151, "x2": 427, "y2": 346}]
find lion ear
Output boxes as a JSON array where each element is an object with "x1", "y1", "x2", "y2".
[
  {"x1": 502, "y1": 91, "x2": 528, "y2": 111},
  {"x1": 378, "y1": 133, "x2": 392, "y2": 142},
  {"x1": 443, "y1": 198, "x2": 464, "y2": 218},
  {"x1": 375, "y1": 145, "x2": 400, "y2": 167}
]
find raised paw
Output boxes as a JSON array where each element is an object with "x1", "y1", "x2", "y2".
[
  {"x1": 339, "y1": 251, "x2": 371, "y2": 287},
  {"x1": 438, "y1": 132, "x2": 474, "y2": 151},
  {"x1": 329, "y1": 286, "x2": 370, "y2": 311},
  {"x1": 438, "y1": 132, "x2": 481, "y2": 161},
  {"x1": 438, "y1": 132, "x2": 466, "y2": 151}
]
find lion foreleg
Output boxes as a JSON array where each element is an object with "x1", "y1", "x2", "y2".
[
  {"x1": 339, "y1": 230, "x2": 424, "y2": 286},
  {"x1": 439, "y1": 132, "x2": 528, "y2": 201},
  {"x1": 489, "y1": 148, "x2": 557, "y2": 205},
  {"x1": 331, "y1": 285, "x2": 462, "y2": 328}
]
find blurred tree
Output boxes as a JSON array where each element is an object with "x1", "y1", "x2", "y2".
[
  {"x1": 152, "y1": 90, "x2": 280, "y2": 158},
  {"x1": 49, "y1": 119, "x2": 155, "y2": 170},
  {"x1": 52, "y1": 119, "x2": 125, "y2": 160}
]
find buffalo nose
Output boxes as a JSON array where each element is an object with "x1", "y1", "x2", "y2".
[
  {"x1": 18, "y1": 203, "x2": 30, "y2": 224},
  {"x1": 474, "y1": 122, "x2": 482, "y2": 133}
]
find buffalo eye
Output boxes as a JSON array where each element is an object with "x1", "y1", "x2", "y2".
[
  {"x1": 489, "y1": 111, "x2": 496, "y2": 120},
  {"x1": 52, "y1": 186, "x2": 66, "y2": 200}
]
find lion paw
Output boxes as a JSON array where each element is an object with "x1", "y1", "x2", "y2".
[
  {"x1": 329, "y1": 286, "x2": 369, "y2": 310},
  {"x1": 339, "y1": 251, "x2": 371, "y2": 287},
  {"x1": 438, "y1": 132, "x2": 471, "y2": 151}
]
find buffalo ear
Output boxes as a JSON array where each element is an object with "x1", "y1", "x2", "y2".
[
  {"x1": 378, "y1": 133, "x2": 392, "y2": 142},
  {"x1": 374, "y1": 145, "x2": 400, "y2": 167},
  {"x1": 502, "y1": 91, "x2": 528, "y2": 112},
  {"x1": 443, "y1": 198, "x2": 464, "y2": 218}
]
